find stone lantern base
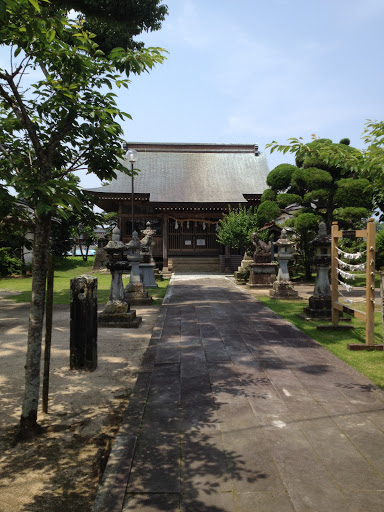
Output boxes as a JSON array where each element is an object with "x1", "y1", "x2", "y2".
[
  {"x1": 140, "y1": 263, "x2": 158, "y2": 288},
  {"x1": 303, "y1": 296, "x2": 332, "y2": 319},
  {"x1": 247, "y1": 262, "x2": 277, "y2": 288},
  {"x1": 98, "y1": 300, "x2": 142, "y2": 328},
  {"x1": 269, "y1": 280, "x2": 301, "y2": 300}
]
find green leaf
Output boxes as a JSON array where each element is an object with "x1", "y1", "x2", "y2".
[
  {"x1": 28, "y1": 0, "x2": 40, "y2": 12},
  {"x1": 47, "y1": 29, "x2": 56, "y2": 43}
]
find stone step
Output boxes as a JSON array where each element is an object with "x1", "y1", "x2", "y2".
[{"x1": 169, "y1": 257, "x2": 221, "y2": 272}]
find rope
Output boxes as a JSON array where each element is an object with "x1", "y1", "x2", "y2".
[
  {"x1": 336, "y1": 247, "x2": 367, "y2": 260},
  {"x1": 336, "y1": 249, "x2": 367, "y2": 305},
  {"x1": 336, "y1": 257, "x2": 365, "y2": 271}
]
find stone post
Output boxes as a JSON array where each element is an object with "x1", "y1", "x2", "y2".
[{"x1": 70, "y1": 275, "x2": 97, "y2": 371}]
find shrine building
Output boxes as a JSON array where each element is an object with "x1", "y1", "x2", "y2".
[{"x1": 87, "y1": 142, "x2": 270, "y2": 271}]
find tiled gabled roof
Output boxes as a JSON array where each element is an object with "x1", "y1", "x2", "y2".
[{"x1": 86, "y1": 143, "x2": 270, "y2": 203}]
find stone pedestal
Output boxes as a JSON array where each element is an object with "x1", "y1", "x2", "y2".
[
  {"x1": 140, "y1": 263, "x2": 158, "y2": 289},
  {"x1": 98, "y1": 300, "x2": 142, "y2": 328},
  {"x1": 269, "y1": 280, "x2": 301, "y2": 299},
  {"x1": 303, "y1": 262, "x2": 332, "y2": 317},
  {"x1": 303, "y1": 296, "x2": 332, "y2": 318},
  {"x1": 234, "y1": 253, "x2": 253, "y2": 283},
  {"x1": 125, "y1": 260, "x2": 153, "y2": 305},
  {"x1": 248, "y1": 262, "x2": 277, "y2": 288}
]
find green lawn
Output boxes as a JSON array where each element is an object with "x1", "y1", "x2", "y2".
[
  {"x1": 344, "y1": 271, "x2": 381, "y2": 288},
  {"x1": 0, "y1": 256, "x2": 169, "y2": 305},
  {"x1": 257, "y1": 296, "x2": 384, "y2": 389}
]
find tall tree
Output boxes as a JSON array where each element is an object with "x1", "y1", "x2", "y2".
[
  {"x1": 265, "y1": 137, "x2": 374, "y2": 279},
  {"x1": 51, "y1": 0, "x2": 168, "y2": 55},
  {"x1": 0, "y1": 0, "x2": 166, "y2": 439}
]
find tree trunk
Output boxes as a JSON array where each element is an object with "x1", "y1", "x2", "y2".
[{"x1": 17, "y1": 212, "x2": 51, "y2": 440}]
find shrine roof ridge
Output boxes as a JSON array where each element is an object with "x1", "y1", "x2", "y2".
[{"x1": 123, "y1": 142, "x2": 260, "y2": 154}]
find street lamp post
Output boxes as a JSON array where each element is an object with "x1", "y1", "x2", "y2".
[{"x1": 125, "y1": 148, "x2": 138, "y2": 236}]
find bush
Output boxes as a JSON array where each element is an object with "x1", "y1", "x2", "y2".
[
  {"x1": 266, "y1": 164, "x2": 298, "y2": 191},
  {"x1": 0, "y1": 247, "x2": 23, "y2": 276},
  {"x1": 260, "y1": 189, "x2": 276, "y2": 202},
  {"x1": 256, "y1": 200, "x2": 280, "y2": 227}
]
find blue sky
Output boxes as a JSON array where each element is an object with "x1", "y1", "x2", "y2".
[
  {"x1": 2, "y1": 0, "x2": 384, "y2": 189},
  {"x1": 99, "y1": 0, "x2": 384, "y2": 188}
]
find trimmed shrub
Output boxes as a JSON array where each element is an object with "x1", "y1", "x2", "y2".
[{"x1": 0, "y1": 247, "x2": 23, "y2": 276}]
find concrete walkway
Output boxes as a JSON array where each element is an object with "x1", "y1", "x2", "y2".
[{"x1": 94, "y1": 275, "x2": 384, "y2": 512}]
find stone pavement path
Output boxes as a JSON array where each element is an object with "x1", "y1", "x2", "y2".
[{"x1": 94, "y1": 275, "x2": 384, "y2": 512}]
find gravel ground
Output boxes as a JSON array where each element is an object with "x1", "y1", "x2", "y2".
[{"x1": 0, "y1": 293, "x2": 160, "y2": 512}]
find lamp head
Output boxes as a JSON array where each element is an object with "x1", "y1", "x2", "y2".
[{"x1": 125, "y1": 148, "x2": 138, "y2": 163}]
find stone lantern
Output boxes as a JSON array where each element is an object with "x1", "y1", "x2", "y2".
[
  {"x1": 269, "y1": 229, "x2": 301, "y2": 299},
  {"x1": 98, "y1": 227, "x2": 142, "y2": 327},
  {"x1": 104, "y1": 226, "x2": 127, "y2": 302},
  {"x1": 303, "y1": 222, "x2": 332, "y2": 318},
  {"x1": 124, "y1": 231, "x2": 153, "y2": 305}
]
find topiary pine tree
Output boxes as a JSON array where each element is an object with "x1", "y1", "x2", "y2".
[
  {"x1": 265, "y1": 137, "x2": 373, "y2": 230},
  {"x1": 264, "y1": 137, "x2": 374, "y2": 279}
]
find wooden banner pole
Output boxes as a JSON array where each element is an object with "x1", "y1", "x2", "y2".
[
  {"x1": 331, "y1": 221, "x2": 340, "y2": 328},
  {"x1": 366, "y1": 218, "x2": 376, "y2": 345}
]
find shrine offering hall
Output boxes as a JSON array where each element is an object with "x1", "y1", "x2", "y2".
[{"x1": 87, "y1": 143, "x2": 270, "y2": 271}]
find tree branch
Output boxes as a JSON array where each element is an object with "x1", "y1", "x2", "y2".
[
  {"x1": 0, "y1": 72, "x2": 45, "y2": 164},
  {"x1": 45, "y1": 110, "x2": 77, "y2": 160}
]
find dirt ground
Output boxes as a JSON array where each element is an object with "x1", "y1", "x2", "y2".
[{"x1": 0, "y1": 291, "x2": 160, "y2": 512}]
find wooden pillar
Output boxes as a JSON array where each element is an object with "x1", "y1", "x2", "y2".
[
  {"x1": 366, "y1": 218, "x2": 376, "y2": 345},
  {"x1": 70, "y1": 275, "x2": 98, "y2": 371},
  {"x1": 331, "y1": 221, "x2": 340, "y2": 327},
  {"x1": 162, "y1": 214, "x2": 168, "y2": 270},
  {"x1": 118, "y1": 202, "x2": 123, "y2": 233},
  {"x1": 381, "y1": 272, "x2": 384, "y2": 345}
]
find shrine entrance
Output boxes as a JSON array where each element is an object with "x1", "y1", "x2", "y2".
[{"x1": 168, "y1": 218, "x2": 221, "y2": 254}]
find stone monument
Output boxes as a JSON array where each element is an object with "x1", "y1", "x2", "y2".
[
  {"x1": 247, "y1": 232, "x2": 277, "y2": 288},
  {"x1": 98, "y1": 227, "x2": 142, "y2": 327},
  {"x1": 269, "y1": 229, "x2": 301, "y2": 299}
]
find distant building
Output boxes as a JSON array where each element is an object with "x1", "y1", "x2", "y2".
[
  {"x1": 275, "y1": 203, "x2": 302, "y2": 225},
  {"x1": 86, "y1": 142, "x2": 270, "y2": 270}
]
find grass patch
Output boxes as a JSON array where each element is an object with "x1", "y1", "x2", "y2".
[
  {"x1": 257, "y1": 296, "x2": 384, "y2": 389},
  {"x1": 0, "y1": 256, "x2": 169, "y2": 306}
]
